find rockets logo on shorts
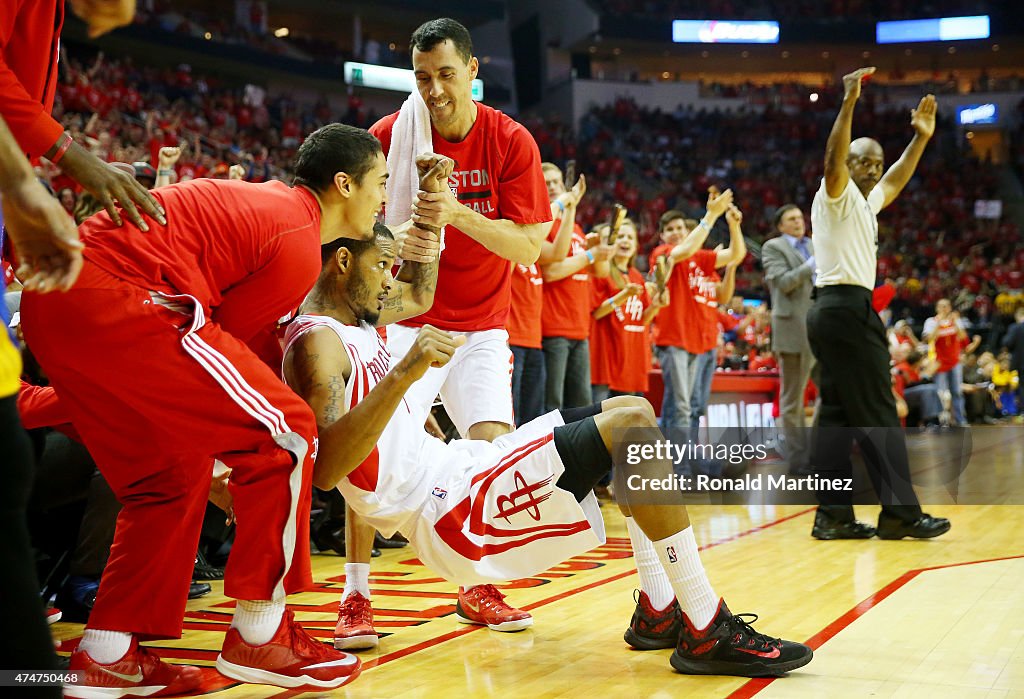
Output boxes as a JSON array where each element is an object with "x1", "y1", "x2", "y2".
[
  {"x1": 431, "y1": 486, "x2": 448, "y2": 500},
  {"x1": 666, "y1": 545, "x2": 678, "y2": 563},
  {"x1": 495, "y1": 471, "x2": 553, "y2": 523}
]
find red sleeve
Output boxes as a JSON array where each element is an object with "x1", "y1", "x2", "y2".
[
  {"x1": 718, "y1": 310, "x2": 739, "y2": 331},
  {"x1": 872, "y1": 282, "x2": 897, "y2": 312},
  {"x1": 0, "y1": 2, "x2": 64, "y2": 159},
  {"x1": 214, "y1": 230, "x2": 321, "y2": 348},
  {"x1": 496, "y1": 122, "x2": 551, "y2": 225},
  {"x1": 368, "y1": 113, "x2": 396, "y2": 157},
  {"x1": 16, "y1": 380, "x2": 71, "y2": 430}
]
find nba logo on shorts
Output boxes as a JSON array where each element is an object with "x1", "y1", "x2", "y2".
[
  {"x1": 666, "y1": 546, "x2": 678, "y2": 563},
  {"x1": 432, "y1": 486, "x2": 447, "y2": 500}
]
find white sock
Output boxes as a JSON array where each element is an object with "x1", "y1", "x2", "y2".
[
  {"x1": 80, "y1": 629, "x2": 132, "y2": 664},
  {"x1": 653, "y1": 527, "x2": 720, "y2": 630},
  {"x1": 625, "y1": 516, "x2": 675, "y2": 610},
  {"x1": 231, "y1": 599, "x2": 286, "y2": 646},
  {"x1": 342, "y1": 563, "x2": 371, "y2": 600}
]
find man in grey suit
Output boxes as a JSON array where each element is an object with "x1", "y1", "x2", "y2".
[{"x1": 762, "y1": 204, "x2": 817, "y2": 473}]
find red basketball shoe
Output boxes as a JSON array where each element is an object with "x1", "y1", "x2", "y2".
[
  {"x1": 334, "y1": 592, "x2": 378, "y2": 650},
  {"x1": 455, "y1": 585, "x2": 533, "y2": 632},
  {"x1": 217, "y1": 609, "x2": 361, "y2": 690},
  {"x1": 64, "y1": 637, "x2": 202, "y2": 698}
]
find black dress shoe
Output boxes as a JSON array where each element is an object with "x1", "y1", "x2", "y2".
[
  {"x1": 876, "y1": 513, "x2": 951, "y2": 540},
  {"x1": 188, "y1": 581, "x2": 212, "y2": 599},
  {"x1": 811, "y1": 509, "x2": 876, "y2": 540},
  {"x1": 314, "y1": 525, "x2": 346, "y2": 556},
  {"x1": 374, "y1": 531, "x2": 408, "y2": 549}
]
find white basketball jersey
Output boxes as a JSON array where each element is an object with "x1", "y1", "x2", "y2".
[{"x1": 284, "y1": 314, "x2": 452, "y2": 535}]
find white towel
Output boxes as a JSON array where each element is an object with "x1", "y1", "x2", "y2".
[{"x1": 384, "y1": 90, "x2": 434, "y2": 228}]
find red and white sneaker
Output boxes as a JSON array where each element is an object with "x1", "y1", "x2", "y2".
[
  {"x1": 64, "y1": 637, "x2": 202, "y2": 698},
  {"x1": 46, "y1": 607, "x2": 62, "y2": 625},
  {"x1": 334, "y1": 592, "x2": 378, "y2": 651},
  {"x1": 217, "y1": 609, "x2": 361, "y2": 690},
  {"x1": 455, "y1": 585, "x2": 533, "y2": 632}
]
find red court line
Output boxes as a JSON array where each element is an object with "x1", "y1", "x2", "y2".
[
  {"x1": 728, "y1": 552, "x2": 1024, "y2": 699},
  {"x1": 265, "y1": 507, "x2": 818, "y2": 698}
]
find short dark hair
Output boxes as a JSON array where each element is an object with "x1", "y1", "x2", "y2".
[
  {"x1": 293, "y1": 123, "x2": 382, "y2": 194},
  {"x1": 773, "y1": 204, "x2": 801, "y2": 230},
  {"x1": 410, "y1": 18, "x2": 473, "y2": 63},
  {"x1": 659, "y1": 209, "x2": 686, "y2": 231},
  {"x1": 320, "y1": 222, "x2": 396, "y2": 265}
]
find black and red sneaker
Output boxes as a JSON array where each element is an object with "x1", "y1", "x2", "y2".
[
  {"x1": 670, "y1": 599, "x2": 812, "y2": 677},
  {"x1": 623, "y1": 590, "x2": 681, "y2": 650}
]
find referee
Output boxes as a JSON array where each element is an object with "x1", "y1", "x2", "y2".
[{"x1": 807, "y1": 67, "x2": 949, "y2": 541}]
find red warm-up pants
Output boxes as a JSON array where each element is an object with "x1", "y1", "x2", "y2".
[{"x1": 21, "y1": 262, "x2": 316, "y2": 640}]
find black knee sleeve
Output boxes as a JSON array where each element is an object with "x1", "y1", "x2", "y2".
[
  {"x1": 558, "y1": 403, "x2": 603, "y2": 424},
  {"x1": 553, "y1": 416, "x2": 613, "y2": 502}
]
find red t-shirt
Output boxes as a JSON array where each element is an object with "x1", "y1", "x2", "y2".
[
  {"x1": 507, "y1": 263, "x2": 543, "y2": 348},
  {"x1": 81, "y1": 179, "x2": 322, "y2": 347},
  {"x1": 590, "y1": 268, "x2": 652, "y2": 393},
  {"x1": 370, "y1": 103, "x2": 550, "y2": 331},
  {"x1": 650, "y1": 247, "x2": 719, "y2": 353},
  {"x1": 927, "y1": 316, "x2": 963, "y2": 373},
  {"x1": 542, "y1": 224, "x2": 591, "y2": 340}
]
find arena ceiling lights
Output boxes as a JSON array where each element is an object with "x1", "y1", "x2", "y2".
[
  {"x1": 671, "y1": 20, "x2": 780, "y2": 44},
  {"x1": 876, "y1": 15, "x2": 990, "y2": 44},
  {"x1": 343, "y1": 62, "x2": 484, "y2": 100}
]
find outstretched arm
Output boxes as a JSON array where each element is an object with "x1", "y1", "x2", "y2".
[
  {"x1": 825, "y1": 67, "x2": 875, "y2": 198},
  {"x1": 668, "y1": 189, "x2": 734, "y2": 263},
  {"x1": 715, "y1": 204, "x2": 747, "y2": 268},
  {"x1": 877, "y1": 94, "x2": 936, "y2": 209},
  {"x1": 284, "y1": 325, "x2": 464, "y2": 490}
]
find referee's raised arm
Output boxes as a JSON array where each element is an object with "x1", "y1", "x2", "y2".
[{"x1": 824, "y1": 67, "x2": 874, "y2": 198}]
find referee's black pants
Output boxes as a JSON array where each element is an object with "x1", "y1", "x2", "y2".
[
  {"x1": 806, "y1": 285, "x2": 922, "y2": 523},
  {"x1": 0, "y1": 395, "x2": 61, "y2": 697}
]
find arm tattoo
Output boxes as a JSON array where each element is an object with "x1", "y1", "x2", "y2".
[{"x1": 323, "y1": 373, "x2": 344, "y2": 423}]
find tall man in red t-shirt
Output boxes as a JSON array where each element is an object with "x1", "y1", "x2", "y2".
[
  {"x1": 365, "y1": 18, "x2": 552, "y2": 634},
  {"x1": 22, "y1": 124, "x2": 391, "y2": 696},
  {"x1": 923, "y1": 298, "x2": 969, "y2": 426},
  {"x1": 648, "y1": 194, "x2": 740, "y2": 454}
]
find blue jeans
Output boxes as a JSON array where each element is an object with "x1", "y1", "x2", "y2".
[
  {"x1": 933, "y1": 363, "x2": 966, "y2": 425},
  {"x1": 689, "y1": 348, "x2": 716, "y2": 438},
  {"x1": 542, "y1": 337, "x2": 592, "y2": 410},
  {"x1": 655, "y1": 345, "x2": 698, "y2": 436},
  {"x1": 511, "y1": 345, "x2": 547, "y2": 425}
]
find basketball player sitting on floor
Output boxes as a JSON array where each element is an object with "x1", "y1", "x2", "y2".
[{"x1": 282, "y1": 155, "x2": 811, "y2": 678}]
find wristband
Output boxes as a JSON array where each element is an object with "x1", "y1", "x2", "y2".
[
  {"x1": 158, "y1": 169, "x2": 175, "y2": 176},
  {"x1": 696, "y1": 218, "x2": 710, "y2": 233},
  {"x1": 585, "y1": 249, "x2": 595, "y2": 264},
  {"x1": 606, "y1": 297, "x2": 618, "y2": 308},
  {"x1": 50, "y1": 132, "x2": 73, "y2": 164},
  {"x1": 555, "y1": 200, "x2": 566, "y2": 217}
]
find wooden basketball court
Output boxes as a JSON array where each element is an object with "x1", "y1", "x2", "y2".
[{"x1": 51, "y1": 425, "x2": 1024, "y2": 698}]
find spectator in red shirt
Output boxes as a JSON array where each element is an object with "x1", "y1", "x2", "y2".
[
  {"x1": 648, "y1": 193, "x2": 741, "y2": 451},
  {"x1": 923, "y1": 299, "x2": 969, "y2": 425},
  {"x1": 508, "y1": 172, "x2": 585, "y2": 424},
  {"x1": 539, "y1": 163, "x2": 611, "y2": 411},
  {"x1": 590, "y1": 219, "x2": 667, "y2": 400}
]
